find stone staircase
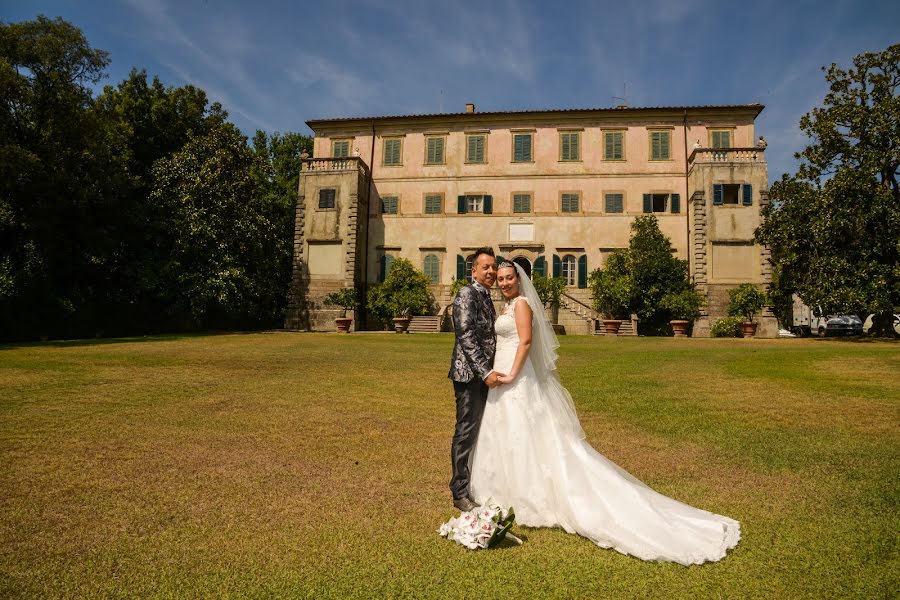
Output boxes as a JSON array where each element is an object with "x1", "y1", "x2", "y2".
[
  {"x1": 408, "y1": 315, "x2": 443, "y2": 333},
  {"x1": 593, "y1": 319, "x2": 637, "y2": 336}
]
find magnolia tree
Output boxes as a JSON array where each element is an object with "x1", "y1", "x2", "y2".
[{"x1": 756, "y1": 43, "x2": 900, "y2": 336}]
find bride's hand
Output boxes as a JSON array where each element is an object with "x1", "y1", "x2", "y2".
[{"x1": 497, "y1": 373, "x2": 516, "y2": 384}]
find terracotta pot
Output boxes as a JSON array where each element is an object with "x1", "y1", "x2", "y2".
[
  {"x1": 335, "y1": 317, "x2": 353, "y2": 333},
  {"x1": 740, "y1": 321, "x2": 758, "y2": 338},
  {"x1": 670, "y1": 319, "x2": 690, "y2": 338},
  {"x1": 602, "y1": 319, "x2": 623, "y2": 335},
  {"x1": 393, "y1": 317, "x2": 411, "y2": 333}
]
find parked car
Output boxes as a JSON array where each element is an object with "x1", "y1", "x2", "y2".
[
  {"x1": 863, "y1": 313, "x2": 900, "y2": 336},
  {"x1": 790, "y1": 294, "x2": 863, "y2": 337},
  {"x1": 823, "y1": 314, "x2": 863, "y2": 337}
]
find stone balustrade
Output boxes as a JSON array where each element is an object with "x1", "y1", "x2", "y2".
[
  {"x1": 688, "y1": 147, "x2": 766, "y2": 164},
  {"x1": 300, "y1": 156, "x2": 370, "y2": 177}
]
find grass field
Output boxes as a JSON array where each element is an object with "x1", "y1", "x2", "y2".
[{"x1": 1, "y1": 332, "x2": 898, "y2": 598}]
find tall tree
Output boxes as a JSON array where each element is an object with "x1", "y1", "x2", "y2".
[
  {"x1": 589, "y1": 215, "x2": 690, "y2": 335},
  {"x1": 0, "y1": 16, "x2": 116, "y2": 338},
  {"x1": 756, "y1": 43, "x2": 900, "y2": 335},
  {"x1": 250, "y1": 130, "x2": 313, "y2": 322}
]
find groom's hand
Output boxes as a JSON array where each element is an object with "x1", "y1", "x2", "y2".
[{"x1": 485, "y1": 372, "x2": 505, "y2": 388}]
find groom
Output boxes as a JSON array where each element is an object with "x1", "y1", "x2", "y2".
[{"x1": 447, "y1": 247, "x2": 504, "y2": 511}]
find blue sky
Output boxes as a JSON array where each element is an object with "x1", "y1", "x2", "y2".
[{"x1": 5, "y1": 0, "x2": 898, "y2": 182}]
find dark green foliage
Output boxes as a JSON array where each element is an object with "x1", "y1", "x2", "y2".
[
  {"x1": 323, "y1": 288, "x2": 358, "y2": 311},
  {"x1": 0, "y1": 17, "x2": 307, "y2": 340},
  {"x1": 756, "y1": 43, "x2": 900, "y2": 336},
  {"x1": 589, "y1": 215, "x2": 692, "y2": 332},
  {"x1": 531, "y1": 274, "x2": 566, "y2": 306},
  {"x1": 727, "y1": 284, "x2": 768, "y2": 323},
  {"x1": 367, "y1": 258, "x2": 434, "y2": 325},
  {"x1": 659, "y1": 288, "x2": 705, "y2": 321}
]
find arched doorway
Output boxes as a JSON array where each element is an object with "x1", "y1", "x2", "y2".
[{"x1": 512, "y1": 256, "x2": 532, "y2": 278}]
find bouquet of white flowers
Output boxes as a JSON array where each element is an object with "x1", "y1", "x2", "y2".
[{"x1": 438, "y1": 500, "x2": 521, "y2": 550}]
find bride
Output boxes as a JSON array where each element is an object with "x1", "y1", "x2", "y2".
[{"x1": 469, "y1": 262, "x2": 740, "y2": 565}]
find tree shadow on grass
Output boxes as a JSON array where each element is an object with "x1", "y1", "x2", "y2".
[{"x1": 0, "y1": 329, "x2": 283, "y2": 351}]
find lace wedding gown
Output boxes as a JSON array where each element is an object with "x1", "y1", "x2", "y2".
[{"x1": 470, "y1": 296, "x2": 740, "y2": 565}]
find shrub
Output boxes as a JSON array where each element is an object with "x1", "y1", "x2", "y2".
[
  {"x1": 532, "y1": 274, "x2": 567, "y2": 307},
  {"x1": 728, "y1": 284, "x2": 768, "y2": 323},
  {"x1": 659, "y1": 288, "x2": 705, "y2": 321},
  {"x1": 449, "y1": 277, "x2": 468, "y2": 298},
  {"x1": 367, "y1": 258, "x2": 433, "y2": 325},
  {"x1": 711, "y1": 316, "x2": 743, "y2": 338},
  {"x1": 323, "y1": 288, "x2": 357, "y2": 312}
]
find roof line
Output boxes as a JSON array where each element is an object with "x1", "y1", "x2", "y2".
[{"x1": 306, "y1": 104, "x2": 765, "y2": 128}]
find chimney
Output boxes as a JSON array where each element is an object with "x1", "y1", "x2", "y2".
[{"x1": 465, "y1": 103, "x2": 475, "y2": 114}]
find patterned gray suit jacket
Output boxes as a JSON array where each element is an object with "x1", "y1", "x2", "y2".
[{"x1": 448, "y1": 283, "x2": 497, "y2": 382}]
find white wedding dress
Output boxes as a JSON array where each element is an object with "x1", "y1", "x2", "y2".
[{"x1": 470, "y1": 295, "x2": 740, "y2": 565}]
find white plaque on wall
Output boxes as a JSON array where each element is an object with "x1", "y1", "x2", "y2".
[
  {"x1": 509, "y1": 223, "x2": 534, "y2": 241},
  {"x1": 307, "y1": 242, "x2": 343, "y2": 275}
]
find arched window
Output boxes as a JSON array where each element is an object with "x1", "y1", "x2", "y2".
[
  {"x1": 465, "y1": 255, "x2": 475, "y2": 283},
  {"x1": 561, "y1": 254, "x2": 577, "y2": 286},
  {"x1": 424, "y1": 254, "x2": 440, "y2": 284}
]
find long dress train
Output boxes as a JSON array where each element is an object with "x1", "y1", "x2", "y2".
[{"x1": 470, "y1": 296, "x2": 740, "y2": 565}]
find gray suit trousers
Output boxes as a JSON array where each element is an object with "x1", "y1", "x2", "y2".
[{"x1": 449, "y1": 378, "x2": 488, "y2": 500}]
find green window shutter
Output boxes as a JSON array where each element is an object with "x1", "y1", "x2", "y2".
[
  {"x1": 713, "y1": 184, "x2": 724, "y2": 205},
  {"x1": 534, "y1": 256, "x2": 546, "y2": 277},
  {"x1": 456, "y1": 255, "x2": 465, "y2": 280},
  {"x1": 424, "y1": 255, "x2": 439, "y2": 284},
  {"x1": 577, "y1": 255, "x2": 587, "y2": 289},
  {"x1": 643, "y1": 194, "x2": 652, "y2": 213},
  {"x1": 524, "y1": 135, "x2": 532, "y2": 161},
  {"x1": 742, "y1": 184, "x2": 753, "y2": 206},
  {"x1": 457, "y1": 195, "x2": 467, "y2": 214},
  {"x1": 514, "y1": 135, "x2": 524, "y2": 161},
  {"x1": 662, "y1": 132, "x2": 670, "y2": 158},
  {"x1": 379, "y1": 255, "x2": 387, "y2": 282},
  {"x1": 384, "y1": 255, "x2": 394, "y2": 278},
  {"x1": 561, "y1": 133, "x2": 569, "y2": 160},
  {"x1": 467, "y1": 135, "x2": 476, "y2": 162},
  {"x1": 605, "y1": 133, "x2": 614, "y2": 159},
  {"x1": 483, "y1": 195, "x2": 493, "y2": 214},
  {"x1": 436, "y1": 137, "x2": 444, "y2": 163},
  {"x1": 552, "y1": 254, "x2": 561, "y2": 278},
  {"x1": 670, "y1": 193, "x2": 681, "y2": 213}
]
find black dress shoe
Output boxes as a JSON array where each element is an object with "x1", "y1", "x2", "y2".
[{"x1": 453, "y1": 497, "x2": 477, "y2": 512}]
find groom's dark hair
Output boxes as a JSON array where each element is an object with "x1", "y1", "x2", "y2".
[{"x1": 472, "y1": 247, "x2": 495, "y2": 264}]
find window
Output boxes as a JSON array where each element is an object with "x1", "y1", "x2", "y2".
[
  {"x1": 604, "y1": 131, "x2": 624, "y2": 160},
  {"x1": 710, "y1": 130, "x2": 732, "y2": 148},
  {"x1": 318, "y1": 188, "x2": 336, "y2": 209},
  {"x1": 512, "y1": 133, "x2": 533, "y2": 162},
  {"x1": 559, "y1": 131, "x2": 581, "y2": 161},
  {"x1": 466, "y1": 134, "x2": 486, "y2": 163},
  {"x1": 561, "y1": 193, "x2": 580, "y2": 213},
  {"x1": 424, "y1": 254, "x2": 440, "y2": 284},
  {"x1": 466, "y1": 195, "x2": 483, "y2": 213},
  {"x1": 465, "y1": 255, "x2": 475, "y2": 283},
  {"x1": 604, "y1": 193, "x2": 624, "y2": 213},
  {"x1": 642, "y1": 193, "x2": 681, "y2": 213},
  {"x1": 379, "y1": 254, "x2": 395, "y2": 282},
  {"x1": 332, "y1": 140, "x2": 350, "y2": 158},
  {"x1": 425, "y1": 136, "x2": 445, "y2": 164},
  {"x1": 381, "y1": 195, "x2": 398, "y2": 214},
  {"x1": 722, "y1": 184, "x2": 741, "y2": 204},
  {"x1": 561, "y1": 255, "x2": 577, "y2": 286},
  {"x1": 424, "y1": 194, "x2": 443, "y2": 214},
  {"x1": 383, "y1": 138, "x2": 402, "y2": 166},
  {"x1": 512, "y1": 193, "x2": 532, "y2": 214},
  {"x1": 649, "y1": 130, "x2": 671, "y2": 160}
]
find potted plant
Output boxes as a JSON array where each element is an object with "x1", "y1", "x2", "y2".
[
  {"x1": 660, "y1": 288, "x2": 705, "y2": 337},
  {"x1": 532, "y1": 274, "x2": 566, "y2": 325},
  {"x1": 367, "y1": 258, "x2": 434, "y2": 333},
  {"x1": 589, "y1": 255, "x2": 632, "y2": 335},
  {"x1": 727, "y1": 283, "x2": 768, "y2": 338},
  {"x1": 323, "y1": 287, "x2": 358, "y2": 333}
]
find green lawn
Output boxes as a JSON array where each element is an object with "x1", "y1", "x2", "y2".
[{"x1": 1, "y1": 333, "x2": 898, "y2": 598}]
